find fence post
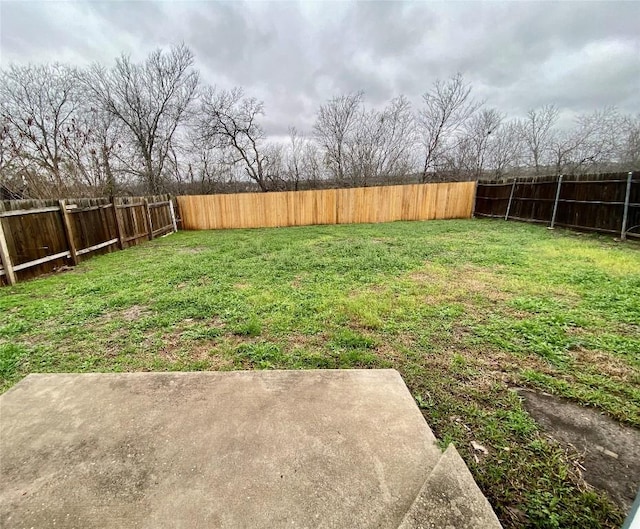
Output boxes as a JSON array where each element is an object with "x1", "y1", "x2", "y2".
[
  {"x1": 111, "y1": 200, "x2": 124, "y2": 250},
  {"x1": 58, "y1": 200, "x2": 78, "y2": 266},
  {"x1": 621, "y1": 171, "x2": 633, "y2": 241},
  {"x1": 470, "y1": 182, "x2": 477, "y2": 218},
  {"x1": 505, "y1": 180, "x2": 516, "y2": 221},
  {"x1": 549, "y1": 174, "x2": 563, "y2": 229},
  {"x1": 0, "y1": 217, "x2": 16, "y2": 285},
  {"x1": 144, "y1": 198, "x2": 153, "y2": 240},
  {"x1": 169, "y1": 199, "x2": 178, "y2": 233}
]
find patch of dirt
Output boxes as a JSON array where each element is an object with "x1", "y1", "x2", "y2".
[
  {"x1": 374, "y1": 343, "x2": 408, "y2": 364},
  {"x1": 195, "y1": 316, "x2": 226, "y2": 329},
  {"x1": 284, "y1": 332, "x2": 324, "y2": 349},
  {"x1": 517, "y1": 388, "x2": 640, "y2": 513},
  {"x1": 121, "y1": 305, "x2": 150, "y2": 322},
  {"x1": 140, "y1": 327, "x2": 234, "y2": 370},
  {"x1": 91, "y1": 305, "x2": 151, "y2": 327}
]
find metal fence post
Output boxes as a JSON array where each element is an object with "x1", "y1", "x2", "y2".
[
  {"x1": 549, "y1": 174, "x2": 563, "y2": 229},
  {"x1": 621, "y1": 171, "x2": 633, "y2": 241},
  {"x1": 505, "y1": 180, "x2": 516, "y2": 221}
]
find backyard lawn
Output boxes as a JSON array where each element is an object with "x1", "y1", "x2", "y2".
[{"x1": 1, "y1": 218, "x2": 638, "y2": 528}]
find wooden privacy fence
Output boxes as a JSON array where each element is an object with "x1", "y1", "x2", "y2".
[
  {"x1": 0, "y1": 195, "x2": 178, "y2": 286},
  {"x1": 474, "y1": 171, "x2": 640, "y2": 240},
  {"x1": 177, "y1": 181, "x2": 476, "y2": 230}
]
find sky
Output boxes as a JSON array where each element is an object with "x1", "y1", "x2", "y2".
[{"x1": 1, "y1": 0, "x2": 639, "y2": 137}]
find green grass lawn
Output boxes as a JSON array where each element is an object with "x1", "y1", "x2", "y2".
[{"x1": 1, "y1": 218, "x2": 638, "y2": 528}]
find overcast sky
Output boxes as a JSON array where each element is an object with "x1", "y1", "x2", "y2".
[{"x1": 1, "y1": 1, "x2": 639, "y2": 136}]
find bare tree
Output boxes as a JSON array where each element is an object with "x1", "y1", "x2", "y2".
[
  {"x1": 285, "y1": 126, "x2": 305, "y2": 190},
  {"x1": 0, "y1": 115, "x2": 23, "y2": 180},
  {"x1": 448, "y1": 108, "x2": 503, "y2": 177},
  {"x1": 313, "y1": 91, "x2": 364, "y2": 183},
  {"x1": 486, "y1": 120, "x2": 523, "y2": 178},
  {"x1": 0, "y1": 64, "x2": 124, "y2": 198},
  {"x1": 313, "y1": 93, "x2": 416, "y2": 187},
  {"x1": 344, "y1": 95, "x2": 416, "y2": 186},
  {"x1": 519, "y1": 105, "x2": 559, "y2": 174},
  {"x1": 0, "y1": 63, "x2": 82, "y2": 196},
  {"x1": 283, "y1": 127, "x2": 328, "y2": 190},
  {"x1": 177, "y1": 132, "x2": 225, "y2": 194},
  {"x1": 469, "y1": 109, "x2": 503, "y2": 177},
  {"x1": 4, "y1": 44, "x2": 639, "y2": 198},
  {"x1": 300, "y1": 141, "x2": 325, "y2": 188},
  {"x1": 571, "y1": 107, "x2": 620, "y2": 172},
  {"x1": 549, "y1": 107, "x2": 622, "y2": 174},
  {"x1": 418, "y1": 73, "x2": 481, "y2": 181},
  {"x1": 620, "y1": 113, "x2": 640, "y2": 170},
  {"x1": 56, "y1": 100, "x2": 126, "y2": 196},
  {"x1": 379, "y1": 95, "x2": 418, "y2": 179},
  {"x1": 84, "y1": 44, "x2": 199, "y2": 194},
  {"x1": 198, "y1": 87, "x2": 282, "y2": 192}
]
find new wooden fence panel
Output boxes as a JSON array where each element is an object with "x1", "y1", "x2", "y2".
[
  {"x1": 177, "y1": 182, "x2": 476, "y2": 230},
  {"x1": 179, "y1": 196, "x2": 196, "y2": 230},
  {"x1": 270, "y1": 192, "x2": 291, "y2": 228},
  {"x1": 421, "y1": 184, "x2": 435, "y2": 220},
  {"x1": 314, "y1": 189, "x2": 338, "y2": 225},
  {"x1": 399, "y1": 185, "x2": 415, "y2": 220},
  {"x1": 292, "y1": 189, "x2": 336, "y2": 226},
  {"x1": 335, "y1": 187, "x2": 354, "y2": 225}
]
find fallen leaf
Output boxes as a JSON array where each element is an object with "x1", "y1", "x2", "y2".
[{"x1": 471, "y1": 441, "x2": 488, "y2": 454}]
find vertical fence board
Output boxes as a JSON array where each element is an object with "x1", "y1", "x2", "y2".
[
  {"x1": 58, "y1": 200, "x2": 78, "y2": 266},
  {"x1": 0, "y1": 217, "x2": 17, "y2": 285},
  {"x1": 144, "y1": 199, "x2": 153, "y2": 240}
]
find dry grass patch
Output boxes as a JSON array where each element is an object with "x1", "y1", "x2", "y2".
[
  {"x1": 572, "y1": 347, "x2": 639, "y2": 382},
  {"x1": 410, "y1": 264, "x2": 512, "y2": 305}
]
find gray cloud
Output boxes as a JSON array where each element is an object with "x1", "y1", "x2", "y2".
[{"x1": 1, "y1": 0, "x2": 638, "y2": 135}]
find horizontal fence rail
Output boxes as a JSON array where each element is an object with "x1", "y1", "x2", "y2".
[
  {"x1": 474, "y1": 171, "x2": 640, "y2": 240},
  {"x1": 0, "y1": 196, "x2": 178, "y2": 286},
  {"x1": 177, "y1": 182, "x2": 477, "y2": 231}
]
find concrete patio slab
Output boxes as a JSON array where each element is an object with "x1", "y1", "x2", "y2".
[
  {"x1": 0, "y1": 370, "x2": 500, "y2": 528},
  {"x1": 398, "y1": 444, "x2": 502, "y2": 529}
]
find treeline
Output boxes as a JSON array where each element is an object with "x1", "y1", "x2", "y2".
[{"x1": 1, "y1": 44, "x2": 639, "y2": 198}]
